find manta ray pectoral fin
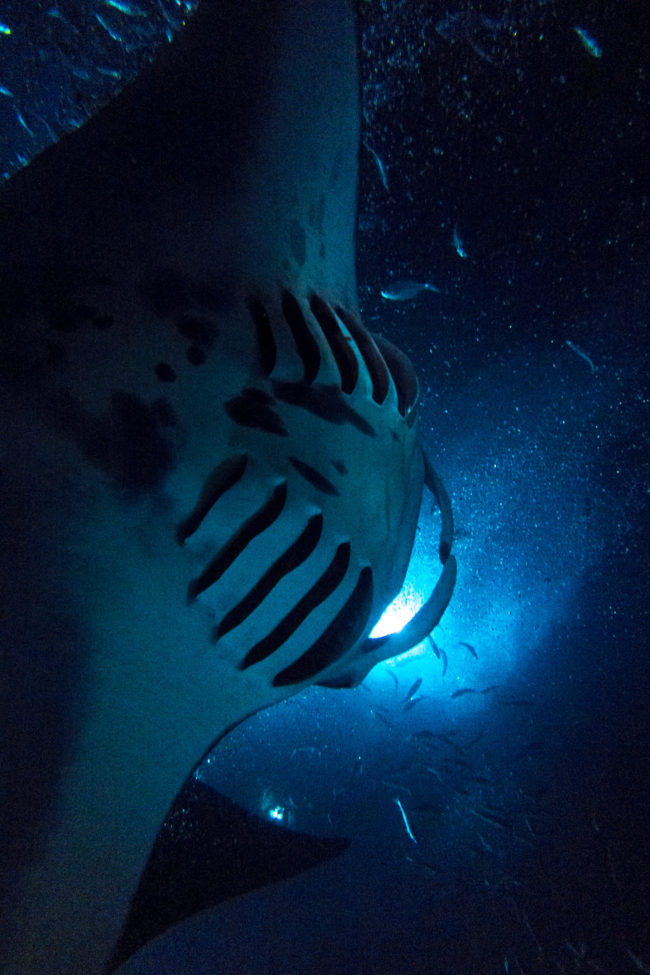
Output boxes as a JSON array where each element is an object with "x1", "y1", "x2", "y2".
[{"x1": 109, "y1": 779, "x2": 349, "y2": 972}]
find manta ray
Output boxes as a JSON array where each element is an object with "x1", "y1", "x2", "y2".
[{"x1": 0, "y1": 0, "x2": 456, "y2": 971}]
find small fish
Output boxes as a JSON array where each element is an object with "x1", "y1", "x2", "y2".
[
  {"x1": 447, "y1": 756, "x2": 473, "y2": 770},
  {"x1": 96, "y1": 66, "x2": 123, "y2": 79},
  {"x1": 94, "y1": 12, "x2": 123, "y2": 41},
  {"x1": 383, "y1": 668, "x2": 399, "y2": 693},
  {"x1": 440, "y1": 647, "x2": 448, "y2": 677},
  {"x1": 427, "y1": 635, "x2": 441, "y2": 659},
  {"x1": 380, "y1": 281, "x2": 440, "y2": 301},
  {"x1": 626, "y1": 947, "x2": 650, "y2": 973},
  {"x1": 451, "y1": 687, "x2": 477, "y2": 698},
  {"x1": 403, "y1": 694, "x2": 425, "y2": 711},
  {"x1": 471, "y1": 806, "x2": 512, "y2": 830},
  {"x1": 436, "y1": 10, "x2": 514, "y2": 64},
  {"x1": 46, "y1": 8, "x2": 81, "y2": 34},
  {"x1": 0, "y1": 84, "x2": 13, "y2": 97},
  {"x1": 566, "y1": 339, "x2": 596, "y2": 373},
  {"x1": 372, "y1": 707, "x2": 392, "y2": 727},
  {"x1": 402, "y1": 677, "x2": 423, "y2": 704},
  {"x1": 468, "y1": 774, "x2": 491, "y2": 785},
  {"x1": 411, "y1": 729, "x2": 436, "y2": 741},
  {"x1": 465, "y1": 732, "x2": 484, "y2": 747},
  {"x1": 15, "y1": 111, "x2": 34, "y2": 137},
  {"x1": 101, "y1": 0, "x2": 147, "y2": 14},
  {"x1": 0, "y1": 21, "x2": 11, "y2": 35},
  {"x1": 436, "y1": 733, "x2": 464, "y2": 752},
  {"x1": 414, "y1": 858, "x2": 439, "y2": 876},
  {"x1": 394, "y1": 797, "x2": 418, "y2": 844},
  {"x1": 364, "y1": 140, "x2": 389, "y2": 192},
  {"x1": 459, "y1": 641, "x2": 478, "y2": 659},
  {"x1": 477, "y1": 832, "x2": 495, "y2": 854},
  {"x1": 382, "y1": 781, "x2": 413, "y2": 796},
  {"x1": 453, "y1": 224, "x2": 467, "y2": 259},
  {"x1": 574, "y1": 26, "x2": 602, "y2": 58}
]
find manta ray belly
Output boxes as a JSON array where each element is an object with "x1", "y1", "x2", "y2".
[
  {"x1": 170, "y1": 286, "x2": 425, "y2": 688},
  {"x1": 21, "y1": 270, "x2": 424, "y2": 690}
]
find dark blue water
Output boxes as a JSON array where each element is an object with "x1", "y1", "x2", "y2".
[{"x1": 1, "y1": 2, "x2": 647, "y2": 973}]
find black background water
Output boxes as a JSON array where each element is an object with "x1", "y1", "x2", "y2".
[{"x1": 1, "y1": 2, "x2": 647, "y2": 973}]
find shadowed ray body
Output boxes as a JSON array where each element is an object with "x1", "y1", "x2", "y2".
[{"x1": 0, "y1": 1, "x2": 455, "y2": 971}]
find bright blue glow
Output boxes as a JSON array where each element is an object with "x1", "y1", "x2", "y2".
[
  {"x1": 369, "y1": 580, "x2": 423, "y2": 638},
  {"x1": 363, "y1": 432, "x2": 580, "y2": 724}
]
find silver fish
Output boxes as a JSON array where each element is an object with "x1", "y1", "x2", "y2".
[
  {"x1": 440, "y1": 646, "x2": 448, "y2": 676},
  {"x1": 402, "y1": 676, "x2": 423, "y2": 703},
  {"x1": 365, "y1": 140, "x2": 390, "y2": 192},
  {"x1": 380, "y1": 280, "x2": 440, "y2": 301},
  {"x1": 574, "y1": 26, "x2": 602, "y2": 59},
  {"x1": 394, "y1": 797, "x2": 418, "y2": 844},
  {"x1": 453, "y1": 224, "x2": 468, "y2": 259},
  {"x1": 101, "y1": 0, "x2": 147, "y2": 14},
  {"x1": 459, "y1": 640, "x2": 478, "y2": 659}
]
